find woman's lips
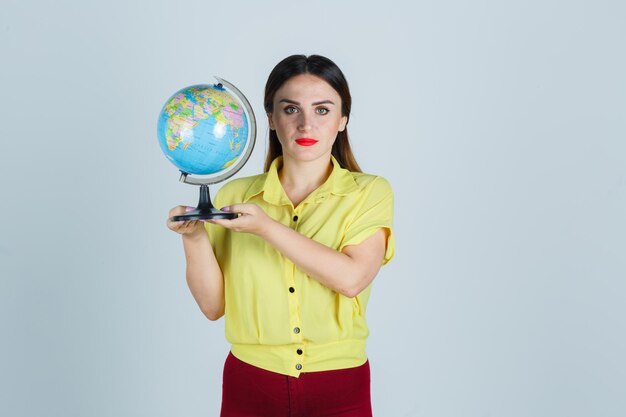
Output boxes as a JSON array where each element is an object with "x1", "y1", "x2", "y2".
[{"x1": 295, "y1": 138, "x2": 318, "y2": 146}]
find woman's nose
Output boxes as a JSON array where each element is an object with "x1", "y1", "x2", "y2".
[{"x1": 297, "y1": 112, "x2": 312, "y2": 131}]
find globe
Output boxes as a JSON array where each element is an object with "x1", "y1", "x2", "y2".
[{"x1": 157, "y1": 78, "x2": 256, "y2": 220}]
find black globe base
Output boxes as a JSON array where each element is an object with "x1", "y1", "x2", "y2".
[
  {"x1": 170, "y1": 184, "x2": 237, "y2": 221},
  {"x1": 171, "y1": 207, "x2": 236, "y2": 221}
]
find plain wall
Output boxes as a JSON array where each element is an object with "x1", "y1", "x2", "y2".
[{"x1": 1, "y1": 1, "x2": 625, "y2": 416}]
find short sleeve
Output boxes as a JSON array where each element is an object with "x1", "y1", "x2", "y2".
[{"x1": 339, "y1": 177, "x2": 395, "y2": 265}]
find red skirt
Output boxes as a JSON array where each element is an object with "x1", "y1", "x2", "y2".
[{"x1": 220, "y1": 352, "x2": 373, "y2": 417}]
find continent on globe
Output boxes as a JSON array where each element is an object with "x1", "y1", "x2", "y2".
[{"x1": 157, "y1": 84, "x2": 249, "y2": 176}]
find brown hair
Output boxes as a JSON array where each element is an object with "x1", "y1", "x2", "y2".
[{"x1": 263, "y1": 54, "x2": 361, "y2": 173}]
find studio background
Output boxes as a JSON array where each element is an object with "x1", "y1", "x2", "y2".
[{"x1": 1, "y1": 1, "x2": 625, "y2": 416}]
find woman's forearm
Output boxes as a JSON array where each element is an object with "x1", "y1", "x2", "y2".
[
  {"x1": 210, "y1": 204, "x2": 386, "y2": 298},
  {"x1": 182, "y1": 231, "x2": 224, "y2": 320},
  {"x1": 259, "y1": 221, "x2": 383, "y2": 298}
]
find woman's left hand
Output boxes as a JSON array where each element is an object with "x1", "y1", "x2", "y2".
[{"x1": 210, "y1": 204, "x2": 274, "y2": 236}]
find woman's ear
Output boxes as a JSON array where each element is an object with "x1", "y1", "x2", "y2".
[
  {"x1": 338, "y1": 115, "x2": 348, "y2": 132},
  {"x1": 267, "y1": 113, "x2": 275, "y2": 130}
]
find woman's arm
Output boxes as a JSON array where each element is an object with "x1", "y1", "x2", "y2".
[
  {"x1": 167, "y1": 206, "x2": 225, "y2": 321},
  {"x1": 211, "y1": 204, "x2": 388, "y2": 298}
]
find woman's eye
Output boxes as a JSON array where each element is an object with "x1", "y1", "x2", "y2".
[
  {"x1": 284, "y1": 106, "x2": 298, "y2": 114},
  {"x1": 316, "y1": 108, "x2": 329, "y2": 115}
]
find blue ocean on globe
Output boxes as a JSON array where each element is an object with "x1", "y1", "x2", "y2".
[{"x1": 157, "y1": 84, "x2": 249, "y2": 176}]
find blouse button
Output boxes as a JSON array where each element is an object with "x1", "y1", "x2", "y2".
[
  {"x1": 295, "y1": 364, "x2": 302, "y2": 370},
  {"x1": 293, "y1": 215, "x2": 299, "y2": 222},
  {"x1": 293, "y1": 327, "x2": 300, "y2": 334},
  {"x1": 289, "y1": 287, "x2": 295, "y2": 293},
  {"x1": 297, "y1": 349, "x2": 303, "y2": 355}
]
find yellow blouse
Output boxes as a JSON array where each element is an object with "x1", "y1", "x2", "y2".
[{"x1": 205, "y1": 156, "x2": 395, "y2": 377}]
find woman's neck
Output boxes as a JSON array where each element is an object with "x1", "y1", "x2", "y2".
[{"x1": 278, "y1": 156, "x2": 333, "y2": 207}]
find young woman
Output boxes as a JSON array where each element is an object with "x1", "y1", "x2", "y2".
[{"x1": 167, "y1": 54, "x2": 395, "y2": 417}]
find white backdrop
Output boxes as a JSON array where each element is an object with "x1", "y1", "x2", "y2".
[{"x1": 1, "y1": 1, "x2": 625, "y2": 416}]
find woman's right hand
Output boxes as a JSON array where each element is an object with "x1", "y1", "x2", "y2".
[{"x1": 166, "y1": 206, "x2": 206, "y2": 237}]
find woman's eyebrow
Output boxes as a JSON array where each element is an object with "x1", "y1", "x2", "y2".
[{"x1": 279, "y1": 99, "x2": 336, "y2": 106}]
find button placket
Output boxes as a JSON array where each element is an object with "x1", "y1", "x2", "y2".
[
  {"x1": 286, "y1": 260, "x2": 302, "y2": 345},
  {"x1": 290, "y1": 208, "x2": 301, "y2": 230},
  {"x1": 286, "y1": 210, "x2": 303, "y2": 358}
]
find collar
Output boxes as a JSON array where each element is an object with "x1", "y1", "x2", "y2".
[{"x1": 242, "y1": 155, "x2": 359, "y2": 206}]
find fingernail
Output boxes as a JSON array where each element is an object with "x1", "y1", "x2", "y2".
[
  {"x1": 185, "y1": 206, "x2": 195, "y2": 213},
  {"x1": 221, "y1": 206, "x2": 230, "y2": 212}
]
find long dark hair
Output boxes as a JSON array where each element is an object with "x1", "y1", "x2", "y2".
[{"x1": 263, "y1": 54, "x2": 361, "y2": 173}]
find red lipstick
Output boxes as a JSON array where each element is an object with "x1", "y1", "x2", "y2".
[{"x1": 295, "y1": 138, "x2": 318, "y2": 146}]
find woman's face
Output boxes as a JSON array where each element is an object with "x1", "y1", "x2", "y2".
[{"x1": 268, "y1": 74, "x2": 348, "y2": 164}]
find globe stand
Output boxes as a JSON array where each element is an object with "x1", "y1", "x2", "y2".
[{"x1": 171, "y1": 184, "x2": 236, "y2": 221}]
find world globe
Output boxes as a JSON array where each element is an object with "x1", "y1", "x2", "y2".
[{"x1": 157, "y1": 78, "x2": 256, "y2": 220}]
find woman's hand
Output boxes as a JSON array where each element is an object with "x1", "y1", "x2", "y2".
[
  {"x1": 210, "y1": 204, "x2": 274, "y2": 236},
  {"x1": 166, "y1": 206, "x2": 206, "y2": 237}
]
